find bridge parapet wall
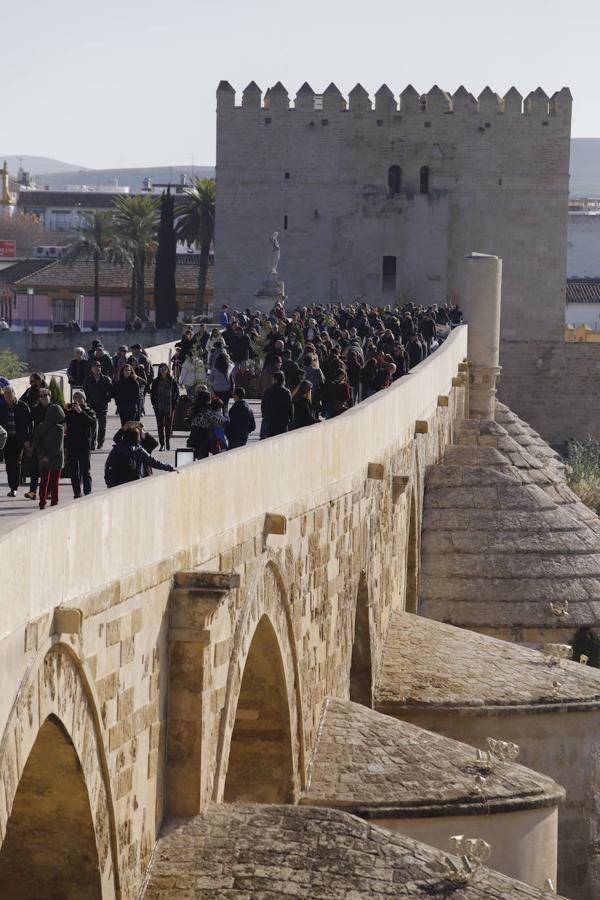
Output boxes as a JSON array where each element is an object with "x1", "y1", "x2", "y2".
[{"x1": 0, "y1": 327, "x2": 468, "y2": 899}]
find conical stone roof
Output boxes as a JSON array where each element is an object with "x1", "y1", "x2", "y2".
[
  {"x1": 375, "y1": 612, "x2": 600, "y2": 713},
  {"x1": 419, "y1": 418, "x2": 600, "y2": 640},
  {"x1": 495, "y1": 402, "x2": 564, "y2": 475},
  {"x1": 144, "y1": 803, "x2": 567, "y2": 898},
  {"x1": 302, "y1": 698, "x2": 563, "y2": 817}
]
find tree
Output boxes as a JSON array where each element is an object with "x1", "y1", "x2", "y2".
[
  {"x1": 71, "y1": 211, "x2": 115, "y2": 330},
  {"x1": 153, "y1": 189, "x2": 178, "y2": 328},
  {"x1": 176, "y1": 178, "x2": 215, "y2": 316},
  {"x1": 112, "y1": 195, "x2": 159, "y2": 321},
  {"x1": 0, "y1": 350, "x2": 27, "y2": 380}
]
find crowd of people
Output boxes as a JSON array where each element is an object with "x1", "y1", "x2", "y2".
[
  {"x1": 0, "y1": 299, "x2": 462, "y2": 510},
  {"x1": 175, "y1": 299, "x2": 461, "y2": 454}
]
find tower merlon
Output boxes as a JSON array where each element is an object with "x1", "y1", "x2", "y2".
[
  {"x1": 242, "y1": 81, "x2": 262, "y2": 109},
  {"x1": 348, "y1": 83, "x2": 372, "y2": 112}
]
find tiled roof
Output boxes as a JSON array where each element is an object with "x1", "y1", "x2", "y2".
[
  {"x1": 0, "y1": 259, "x2": 55, "y2": 284},
  {"x1": 566, "y1": 279, "x2": 600, "y2": 303},
  {"x1": 375, "y1": 611, "x2": 600, "y2": 712},
  {"x1": 15, "y1": 254, "x2": 212, "y2": 292},
  {"x1": 144, "y1": 804, "x2": 567, "y2": 899},
  {"x1": 17, "y1": 191, "x2": 124, "y2": 210},
  {"x1": 302, "y1": 698, "x2": 563, "y2": 816}
]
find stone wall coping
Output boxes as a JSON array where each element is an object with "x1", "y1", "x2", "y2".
[{"x1": 0, "y1": 328, "x2": 468, "y2": 643}]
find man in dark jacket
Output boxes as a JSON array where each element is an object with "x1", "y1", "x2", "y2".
[
  {"x1": 83, "y1": 360, "x2": 113, "y2": 449},
  {"x1": 67, "y1": 348, "x2": 90, "y2": 388},
  {"x1": 281, "y1": 350, "x2": 303, "y2": 393},
  {"x1": 227, "y1": 387, "x2": 256, "y2": 449},
  {"x1": 65, "y1": 390, "x2": 96, "y2": 497},
  {"x1": 407, "y1": 333, "x2": 424, "y2": 369},
  {"x1": 90, "y1": 345, "x2": 114, "y2": 380},
  {"x1": 0, "y1": 386, "x2": 32, "y2": 496},
  {"x1": 420, "y1": 315, "x2": 437, "y2": 355},
  {"x1": 261, "y1": 371, "x2": 293, "y2": 438},
  {"x1": 227, "y1": 324, "x2": 255, "y2": 377}
]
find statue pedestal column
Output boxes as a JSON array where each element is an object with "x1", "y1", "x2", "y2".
[
  {"x1": 255, "y1": 273, "x2": 285, "y2": 314},
  {"x1": 460, "y1": 253, "x2": 502, "y2": 421}
]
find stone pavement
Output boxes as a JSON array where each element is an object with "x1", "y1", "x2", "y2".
[{"x1": 0, "y1": 399, "x2": 262, "y2": 539}]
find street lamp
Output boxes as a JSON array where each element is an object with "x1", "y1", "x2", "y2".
[
  {"x1": 26, "y1": 287, "x2": 33, "y2": 331},
  {"x1": 75, "y1": 294, "x2": 85, "y2": 331}
]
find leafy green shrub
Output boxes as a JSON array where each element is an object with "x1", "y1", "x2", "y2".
[
  {"x1": 565, "y1": 437, "x2": 600, "y2": 513},
  {"x1": 571, "y1": 626, "x2": 600, "y2": 668},
  {"x1": 49, "y1": 376, "x2": 66, "y2": 408},
  {"x1": 0, "y1": 350, "x2": 28, "y2": 380}
]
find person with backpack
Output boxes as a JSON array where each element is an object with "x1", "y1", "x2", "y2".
[
  {"x1": 104, "y1": 428, "x2": 174, "y2": 488},
  {"x1": 186, "y1": 388, "x2": 228, "y2": 460},
  {"x1": 226, "y1": 387, "x2": 256, "y2": 449}
]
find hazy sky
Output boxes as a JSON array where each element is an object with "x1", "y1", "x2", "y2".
[{"x1": 2, "y1": 0, "x2": 599, "y2": 169}]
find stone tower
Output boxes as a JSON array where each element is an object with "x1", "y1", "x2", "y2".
[{"x1": 214, "y1": 82, "x2": 585, "y2": 443}]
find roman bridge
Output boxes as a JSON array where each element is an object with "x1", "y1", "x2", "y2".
[{"x1": 0, "y1": 313, "x2": 469, "y2": 897}]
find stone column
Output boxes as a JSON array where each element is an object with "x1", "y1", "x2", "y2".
[{"x1": 460, "y1": 253, "x2": 502, "y2": 420}]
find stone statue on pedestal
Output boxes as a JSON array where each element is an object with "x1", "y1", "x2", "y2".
[
  {"x1": 270, "y1": 232, "x2": 280, "y2": 275},
  {"x1": 255, "y1": 231, "x2": 285, "y2": 312}
]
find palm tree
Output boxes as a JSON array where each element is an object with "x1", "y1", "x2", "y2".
[
  {"x1": 72, "y1": 211, "x2": 115, "y2": 330},
  {"x1": 176, "y1": 178, "x2": 215, "y2": 316},
  {"x1": 112, "y1": 195, "x2": 159, "y2": 321}
]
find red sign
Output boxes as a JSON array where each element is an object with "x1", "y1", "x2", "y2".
[{"x1": 0, "y1": 240, "x2": 16, "y2": 259}]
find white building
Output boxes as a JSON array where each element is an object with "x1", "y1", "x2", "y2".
[{"x1": 566, "y1": 210, "x2": 600, "y2": 327}]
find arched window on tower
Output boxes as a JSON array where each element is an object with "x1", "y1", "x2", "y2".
[
  {"x1": 420, "y1": 165, "x2": 430, "y2": 194},
  {"x1": 388, "y1": 165, "x2": 402, "y2": 195}
]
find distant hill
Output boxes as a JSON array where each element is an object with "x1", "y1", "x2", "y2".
[
  {"x1": 33, "y1": 166, "x2": 215, "y2": 191},
  {"x1": 2, "y1": 138, "x2": 598, "y2": 196},
  {"x1": 1, "y1": 155, "x2": 87, "y2": 176}
]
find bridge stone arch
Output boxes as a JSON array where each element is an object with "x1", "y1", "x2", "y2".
[
  {"x1": 0, "y1": 642, "x2": 119, "y2": 899},
  {"x1": 213, "y1": 555, "x2": 304, "y2": 804}
]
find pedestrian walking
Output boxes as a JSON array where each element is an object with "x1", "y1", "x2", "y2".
[
  {"x1": 150, "y1": 363, "x2": 179, "y2": 451},
  {"x1": 65, "y1": 390, "x2": 96, "y2": 498},
  {"x1": 33, "y1": 402, "x2": 65, "y2": 509},
  {"x1": 83, "y1": 361, "x2": 113, "y2": 449},
  {"x1": 0, "y1": 386, "x2": 32, "y2": 497}
]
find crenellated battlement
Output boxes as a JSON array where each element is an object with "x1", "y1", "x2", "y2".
[{"x1": 217, "y1": 80, "x2": 572, "y2": 119}]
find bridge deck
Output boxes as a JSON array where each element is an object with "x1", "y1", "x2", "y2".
[{"x1": 0, "y1": 399, "x2": 262, "y2": 539}]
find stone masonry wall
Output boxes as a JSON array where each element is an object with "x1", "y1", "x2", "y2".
[
  {"x1": 499, "y1": 340, "x2": 600, "y2": 445},
  {"x1": 0, "y1": 328, "x2": 468, "y2": 899},
  {"x1": 215, "y1": 83, "x2": 571, "y2": 345}
]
